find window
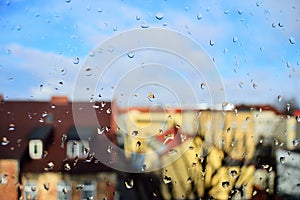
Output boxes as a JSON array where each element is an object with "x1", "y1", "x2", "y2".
[
  {"x1": 29, "y1": 140, "x2": 43, "y2": 159},
  {"x1": 24, "y1": 181, "x2": 38, "y2": 200},
  {"x1": 57, "y1": 181, "x2": 72, "y2": 200},
  {"x1": 81, "y1": 181, "x2": 96, "y2": 200},
  {"x1": 66, "y1": 140, "x2": 89, "y2": 158}
]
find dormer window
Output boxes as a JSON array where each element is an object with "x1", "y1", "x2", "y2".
[
  {"x1": 28, "y1": 126, "x2": 53, "y2": 160},
  {"x1": 66, "y1": 126, "x2": 96, "y2": 159},
  {"x1": 66, "y1": 140, "x2": 89, "y2": 158},
  {"x1": 29, "y1": 140, "x2": 43, "y2": 159}
]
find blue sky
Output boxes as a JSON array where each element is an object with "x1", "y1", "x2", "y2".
[{"x1": 0, "y1": 0, "x2": 299, "y2": 108}]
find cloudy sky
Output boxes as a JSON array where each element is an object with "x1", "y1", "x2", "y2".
[{"x1": 0, "y1": 0, "x2": 299, "y2": 108}]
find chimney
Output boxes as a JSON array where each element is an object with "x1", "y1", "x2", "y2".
[{"x1": 51, "y1": 96, "x2": 69, "y2": 105}]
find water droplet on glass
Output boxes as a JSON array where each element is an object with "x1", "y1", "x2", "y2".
[
  {"x1": 136, "y1": 141, "x2": 141, "y2": 148},
  {"x1": 289, "y1": 37, "x2": 296, "y2": 44},
  {"x1": 132, "y1": 130, "x2": 138, "y2": 136},
  {"x1": 107, "y1": 145, "x2": 112, "y2": 153},
  {"x1": 230, "y1": 170, "x2": 238, "y2": 178},
  {"x1": 64, "y1": 163, "x2": 71, "y2": 171},
  {"x1": 209, "y1": 40, "x2": 215, "y2": 46},
  {"x1": 197, "y1": 13, "x2": 202, "y2": 20},
  {"x1": 252, "y1": 83, "x2": 257, "y2": 89},
  {"x1": 76, "y1": 184, "x2": 84, "y2": 191},
  {"x1": 246, "y1": 116, "x2": 250, "y2": 122},
  {"x1": 85, "y1": 68, "x2": 92, "y2": 76},
  {"x1": 163, "y1": 133, "x2": 174, "y2": 145},
  {"x1": 113, "y1": 26, "x2": 118, "y2": 32},
  {"x1": 65, "y1": 0, "x2": 71, "y2": 3},
  {"x1": 286, "y1": 103, "x2": 290, "y2": 112},
  {"x1": 31, "y1": 186, "x2": 37, "y2": 192},
  {"x1": 186, "y1": 177, "x2": 192, "y2": 183},
  {"x1": 163, "y1": 175, "x2": 172, "y2": 184},
  {"x1": 224, "y1": 10, "x2": 229, "y2": 14},
  {"x1": 61, "y1": 134, "x2": 67, "y2": 148},
  {"x1": 43, "y1": 183, "x2": 50, "y2": 191},
  {"x1": 233, "y1": 36, "x2": 238, "y2": 43},
  {"x1": 155, "y1": 12, "x2": 164, "y2": 20},
  {"x1": 272, "y1": 137, "x2": 279, "y2": 146},
  {"x1": 222, "y1": 181, "x2": 230, "y2": 188},
  {"x1": 88, "y1": 50, "x2": 95, "y2": 57},
  {"x1": 277, "y1": 95, "x2": 282, "y2": 102},
  {"x1": 239, "y1": 82, "x2": 243, "y2": 88},
  {"x1": 200, "y1": 83, "x2": 205, "y2": 89},
  {"x1": 278, "y1": 22, "x2": 284, "y2": 27},
  {"x1": 106, "y1": 107, "x2": 111, "y2": 114},
  {"x1": 189, "y1": 146, "x2": 194, "y2": 150},
  {"x1": 168, "y1": 149, "x2": 178, "y2": 156},
  {"x1": 148, "y1": 92, "x2": 155, "y2": 101},
  {"x1": 292, "y1": 139, "x2": 299, "y2": 146},
  {"x1": 259, "y1": 138, "x2": 263, "y2": 144},
  {"x1": 127, "y1": 52, "x2": 135, "y2": 58},
  {"x1": 73, "y1": 57, "x2": 79, "y2": 64},
  {"x1": 226, "y1": 127, "x2": 231, "y2": 134},
  {"x1": 136, "y1": 16, "x2": 140, "y2": 21},
  {"x1": 16, "y1": 25, "x2": 22, "y2": 31},
  {"x1": 280, "y1": 156, "x2": 285, "y2": 164},
  {"x1": 125, "y1": 179, "x2": 134, "y2": 189},
  {"x1": 60, "y1": 68, "x2": 66, "y2": 75},
  {"x1": 46, "y1": 162, "x2": 55, "y2": 170},
  {"x1": 8, "y1": 123, "x2": 15, "y2": 131},
  {"x1": 1, "y1": 137, "x2": 9, "y2": 146},
  {"x1": 97, "y1": 126, "x2": 104, "y2": 135},
  {"x1": 141, "y1": 22, "x2": 149, "y2": 28},
  {"x1": 252, "y1": 190, "x2": 257, "y2": 196},
  {"x1": 237, "y1": 9, "x2": 243, "y2": 15}
]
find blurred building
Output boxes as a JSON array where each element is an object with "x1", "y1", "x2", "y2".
[{"x1": 0, "y1": 96, "x2": 117, "y2": 200}]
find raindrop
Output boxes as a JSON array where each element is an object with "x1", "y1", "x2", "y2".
[
  {"x1": 88, "y1": 50, "x2": 95, "y2": 57},
  {"x1": 127, "y1": 52, "x2": 135, "y2": 58},
  {"x1": 252, "y1": 83, "x2": 257, "y2": 89},
  {"x1": 224, "y1": 10, "x2": 229, "y2": 14},
  {"x1": 65, "y1": 0, "x2": 71, "y2": 3},
  {"x1": 136, "y1": 141, "x2": 141, "y2": 148},
  {"x1": 168, "y1": 149, "x2": 178, "y2": 156},
  {"x1": 136, "y1": 16, "x2": 140, "y2": 20},
  {"x1": 97, "y1": 8, "x2": 103, "y2": 13},
  {"x1": 278, "y1": 22, "x2": 284, "y2": 27},
  {"x1": 125, "y1": 179, "x2": 134, "y2": 189},
  {"x1": 60, "y1": 68, "x2": 66, "y2": 75},
  {"x1": 189, "y1": 146, "x2": 194, "y2": 150},
  {"x1": 230, "y1": 170, "x2": 238, "y2": 178},
  {"x1": 252, "y1": 190, "x2": 257, "y2": 196},
  {"x1": 64, "y1": 163, "x2": 71, "y2": 171},
  {"x1": 292, "y1": 139, "x2": 299, "y2": 146},
  {"x1": 59, "y1": 81, "x2": 63, "y2": 85},
  {"x1": 246, "y1": 116, "x2": 251, "y2": 122},
  {"x1": 274, "y1": 138, "x2": 279, "y2": 146},
  {"x1": 61, "y1": 134, "x2": 67, "y2": 148},
  {"x1": 8, "y1": 123, "x2": 15, "y2": 131},
  {"x1": 209, "y1": 40, "x2": 215, "y2": 46},
  {"x1": 163, "y1": 175, "x2": 172, "y2": 184},
  {"x1": 1, "y1": 137, "x2": 9, "y2": 146},
  {"x1": 226, "y1": 127, "x2": 231, "y2": 134},
  {"x1": 106, "y1": 107, "x2": 112, "y2": 114},
  {"x1": 85, "y1": 68, "x2": 92, "y2": 76},
  {"x1": 113, "y1": 26, "x2": 118, "y2": 32},
  {"x1": 141, "y1": 22, "x2": 149, "y2": 28},
  {"x1": 97, "y1": 126, "x2": 104, "y2": 135},
  {"x1": 76, "y1": 184, "x2": 84, "y2": 191},
  {"x1": 222, "y1": 181, "x2": 230, "y2": 188},
  {"x1": 43, "y1": 183, "x2": 50, "y2": 191},
  {"x1": 200, "y1": 83, "x2": 205, "y2": 89},
  {"x1": 16, "y1": 25, "x2": 22, "y2": 31},
  {"x1": 175, "y1": 124, "x2": 180, "y2": 129},
  {"x1": 278, "y1": 95, "x2": 282, "y2": 102},
  {"x1": 233, "y1": 36, "x2": 238, "y2": 43},
  {"x1": 142, "y1": 164, "x2": 147, "y2": 171},
  {"x1": 132, "y1": 130, "x2": 138, "y2": 136},
  {"x1": 45, "y1": 162, "x2": 55, "y2": 171},
  {"x1": 289, "y1": 37, "x2": 296, "y2": 44},
  {"x1": 155, "y1": 12, "x2": 164, "y2": 20},
  {"x1": 239, "y1": 82, "x2": 243, "y2": 88},
  {"x1": 237, "y1": 9, "x2": 243, "y2": 15},
  {"x1": 286, "y1": 103, "x2": 290, "y2": 112},
  {"x1": 107, "y1": 145, "x2": 113, "y2": 153},
  {"x1": 279, "y1": 156, "x2": 285, "y2": 164},
  {"x1": 163, "y1": 133, "x2": 174, "y2": 145},
  {"x1": 271, "y1": 23, "x2": 276, "y2": 28},
  {"x1": 31, "y1": 186, "x2": 37, "y2": 192},
  {"x1": 186, "y1": 177, "x2": 192, "y2": 183},
  {"x1": 73, "y1": 57, "x2": 79, "y2": 64},
  {"x1": 148, "y1": 92, "x2": 155, "y2": 101},
  {"x1": 259, "y1": 138, "x2": 263, "y2": 144},
  {"x1": 197, "y1": 13, "x2": 202, "y2": 20},
  {"x1": 159, "y1": 129, "x2": 164, "y2": 134}
]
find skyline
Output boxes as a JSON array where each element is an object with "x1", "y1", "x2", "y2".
[{"x1": 0, "y1": 0, "x2": 299, "y2": 108}]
